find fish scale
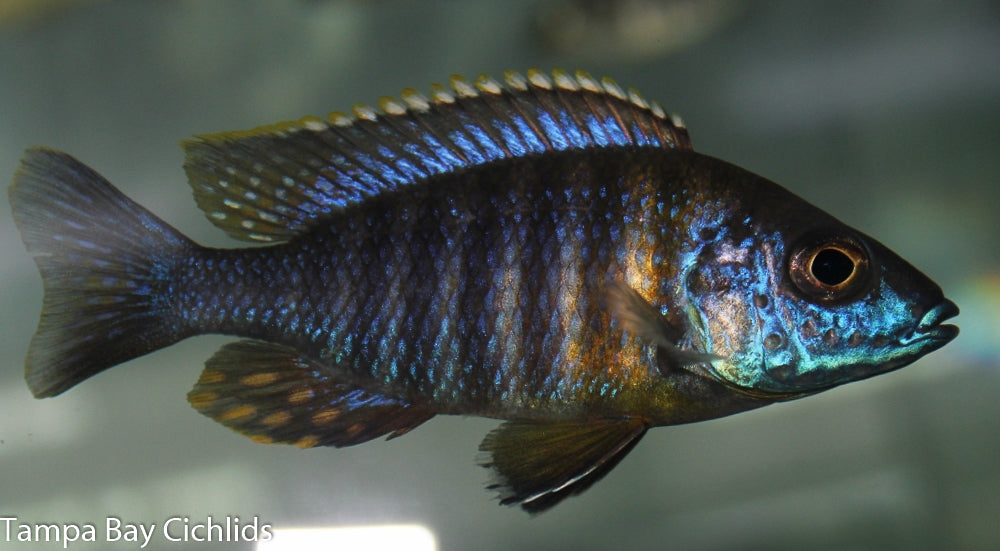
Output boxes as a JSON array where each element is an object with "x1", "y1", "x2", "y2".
[{"x1": 9, "y1": 69, "x2": 957, "y2": 513}]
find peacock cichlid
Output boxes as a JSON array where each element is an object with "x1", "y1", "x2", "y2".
[{"x1": 8, "y1": 69, "x2": 958, "y2": 512}]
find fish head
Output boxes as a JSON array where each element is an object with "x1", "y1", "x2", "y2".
[{"x1": 682, "y1": 171, "x2": 958, "y2": 398}]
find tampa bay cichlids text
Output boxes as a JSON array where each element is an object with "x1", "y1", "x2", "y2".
[{"x1": 0, "y1": 515, "x2": 272, "y2": 548}]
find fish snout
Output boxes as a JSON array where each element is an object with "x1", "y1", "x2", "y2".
[{"x1": 902, "y1": 299, "x2": 959, "y2": 346}]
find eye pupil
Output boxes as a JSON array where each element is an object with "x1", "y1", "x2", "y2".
[{"x1": 811, "y1": 248, "x2": 855, "y2": 286}]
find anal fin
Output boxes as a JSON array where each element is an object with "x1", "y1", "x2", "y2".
[
  {"x1": 478, "y1": 418, "x2": 647, "y2": 513},
  {"x1": 187, "y1": 340, "x2": 435, "y2": 448}
]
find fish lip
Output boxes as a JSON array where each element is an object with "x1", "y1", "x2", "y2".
[{"x1": 901, "y1": 299, "x2": 960, "y2": 346}]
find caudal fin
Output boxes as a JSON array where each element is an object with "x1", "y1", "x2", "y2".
[{"x1": 9, "y1": 147, "x2": 196, "y2": 397}]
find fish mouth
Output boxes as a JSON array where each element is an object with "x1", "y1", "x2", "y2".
[{"x1": 900, "y1": 299, "x2": 960, "y2": 346}]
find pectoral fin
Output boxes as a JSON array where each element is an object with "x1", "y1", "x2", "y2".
[
  {"x1": 607, "y1": 281, "x2": 720, "y2": 373},
  {"x1": 187, "y1": 340, "x2": 435, "y2": 448},
  {"x1": 478, "y1": 418, "x2": 647, "y2": 513}
]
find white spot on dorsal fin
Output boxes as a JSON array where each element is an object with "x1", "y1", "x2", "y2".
[
  {"x1": 628, "y1": 88, "x2": 649, "y2": 110},
  {"x1": 575, "y1": 70, "x2": 601, "y2": 92},
  {"x1": 475, "y1": 74, "x2": 503, "y2": 95},
  {"x1": 552, "y1": 69, "x2": 577, "y2": 91},
  {"x1": 328, "y1": 111, "x2": 354, "y2": 127},
  {"x1": 400, "y1": 88, "x2": 430, "y2": 111},
  {"x1": 504, "y1": 70, "x2": 528, "y2": 91},
  {"x1": 650, "y1": 101, "x2": 666, "y2": 119},
  {"x1": 450, "y1": 75, "x2": 478, "y2": 98},
  {"x1": 601, "y1": 77, "x2": 626, "y2": 100},
  {"x1": 527, "y1": 68, "x2": 553, "y2": 90},
  {"x1": 430, "y1": 83, "x2": 455, "y2": 104},
  {"x1": 379, "y1": 96, "x2": 407, "y2": 116},
  {"x1": 301, "y1": 117, "x2": 327, "y2": 132},
  {"x1": 352, "y1": 103, "x2": 379, "y2": 121}
]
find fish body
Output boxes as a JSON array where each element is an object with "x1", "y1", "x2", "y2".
[
  {"x1": 9, "y1": 70, "x2": 958, "y2": 512},
  {"x1": 181, "y1": 147, "x2": 767, "y2": 425}
]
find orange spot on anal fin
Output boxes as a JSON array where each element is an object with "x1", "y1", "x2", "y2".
[
  {"x1": 293, "y1": 435, "x2": 320, "y2": 448},
  {"x1": 241, "y1": 372, "x2": 280, "y2": 386},
  {"x1": 187, "y1": 339, "x2": 437, "y2": 448},
  {"x1": 219, "y1": 404, "x2": 256, "y2": 421},
  {"x1": 198, "y1": 370, "x2": 226, "y2": 384}
]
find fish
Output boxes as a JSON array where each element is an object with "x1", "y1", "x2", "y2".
[{"x1": 8, "y1": 69, "x2": 959, "y2": 513}]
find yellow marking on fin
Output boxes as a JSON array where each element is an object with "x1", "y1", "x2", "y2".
[
  {"x1": 188, "y1": 391, "x2": 219, "y2": 408},
  {"x1": 251, "y1": 435, "x2": 274, "y2": 444},
  {"x1": 220, "y1": 404, "x2": 256, "y2": 421},
  {"x1": 198, "y1": 370, "x2": 225, "y2": 385},
  {"x1": 294, "y1": 435, "x2": 320, "y2": 448},
  {"x1": 240, "y1": 372, "x2": 280, "y2": 387},
  {"x1": 288, "y1": 388, "x2": 315, "y2": 406},
  {"x1": 262, "y1": 411, "x2": 292, "y2": 427},
  {"x1": 311, "y1": 408, "x2": 341, "y2": 426},
  {"x1": 345, "y1": 423, "x2": 365, "y2": 438}
]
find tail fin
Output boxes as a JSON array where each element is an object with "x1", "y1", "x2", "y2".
[{"x1": 9, "y1": 147, "x2": 196, "y2": 397}]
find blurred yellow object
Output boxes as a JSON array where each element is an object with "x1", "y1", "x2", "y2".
[{"x1": 0, "y1": 0, "x2": 105, "y2": 27}]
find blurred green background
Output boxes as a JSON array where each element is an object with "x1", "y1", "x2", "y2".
[{"x1": 1, "y1": 1, "x2": 998, "y2": 550}]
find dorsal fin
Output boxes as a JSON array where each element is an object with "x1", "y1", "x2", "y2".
[{"x1": 182, "y1": 69, "x2": 692, "y2": 242}]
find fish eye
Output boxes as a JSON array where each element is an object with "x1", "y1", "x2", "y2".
[{"x1": 789, "y1": 238, "x2": 870, "y2": 302}]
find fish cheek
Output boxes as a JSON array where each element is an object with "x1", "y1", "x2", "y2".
[
  {"x1": 766, "y1": 284, "x2": 902, "y2": 392},
  {"x1": 684, "y1": 261, "x2": 770, "y2": 388}
]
